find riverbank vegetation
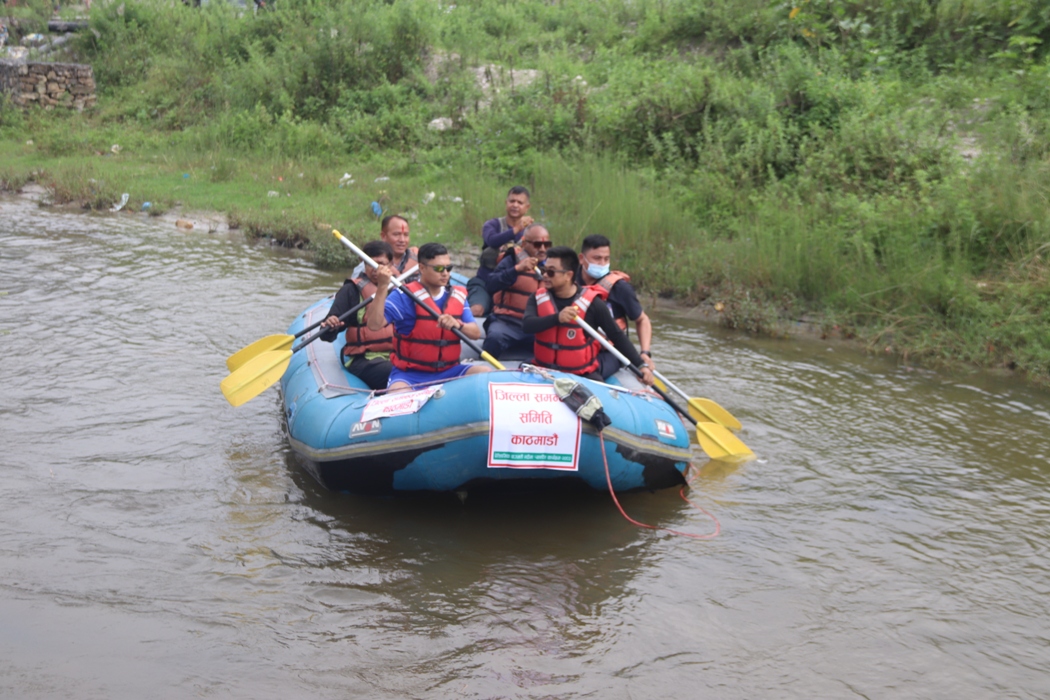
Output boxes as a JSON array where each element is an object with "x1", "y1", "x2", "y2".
[{"x1": 2, "y1": 0, "x2": 1050, "y2": 382}]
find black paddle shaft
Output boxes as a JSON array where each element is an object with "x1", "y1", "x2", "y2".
[
  {"x1": 291, "y1": 295, "x2": 375, "y2": 353},
  {"x1": 623, "y1": 364, "x2": 699, "y2": 427}
]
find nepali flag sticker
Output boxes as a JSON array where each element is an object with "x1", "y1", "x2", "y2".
[{"x1": 655, "y1": 419, "x2": 677, "y2": 440}]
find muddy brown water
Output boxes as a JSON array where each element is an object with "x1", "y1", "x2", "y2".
[{"x1": 2, "y1": 196, "x2": 1048, "y2": 698}]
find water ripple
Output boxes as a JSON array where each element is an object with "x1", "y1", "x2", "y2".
[{"x1": 2, "y1": 196, "x2": 1049, "y2": 698}]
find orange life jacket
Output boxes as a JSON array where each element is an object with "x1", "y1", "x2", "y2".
[
  {"x1": 390, "y1": 281, "x2": 467, "y2": 372},
  {"x1": 352, "y1": 275, "x2": 378, "y2": 299},
  {"x1": 342, "y1": 276, "x2": 394, "y2": 357},
  {"x1": 491, "y1": 246, "x2": 543, "y2": 319},
  {"x1": 532, "y1": 286, "x2": 602, "y2": 375},
  {"x1": 588, "y1": 270, "x2": 631, "y2": 331}
]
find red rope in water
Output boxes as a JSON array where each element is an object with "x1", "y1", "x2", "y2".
[{"x1": 600, "y1": 432, "x2": 721, "y2": 540}]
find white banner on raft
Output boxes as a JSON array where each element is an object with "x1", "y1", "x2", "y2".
[
  {"x1": 360, "y1": 385, "x2": 441, "y2": 422},
  {"x1": 487, "y1": 383, "x2": 581, "y2": 470}
]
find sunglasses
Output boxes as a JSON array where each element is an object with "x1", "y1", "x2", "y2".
[
  {"x1": 526, "y1": 240, "x2": 553, "y2": 249},
  {"x1": 542, "y1": 267, "x2": 571, "y2": 277},
  {"x1": 424, "y1": 264, "x2": 455, "y2": 273}
]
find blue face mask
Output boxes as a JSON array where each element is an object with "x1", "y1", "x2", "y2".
[{"x1": 586, "y1": 262, "x2": 610, "y2": 279}]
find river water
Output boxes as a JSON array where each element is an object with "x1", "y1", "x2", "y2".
[{"x1": 1, "y1": 195, "x2": 1048, "y2": 699}]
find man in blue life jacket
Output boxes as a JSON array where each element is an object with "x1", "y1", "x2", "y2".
[
  {"x1": 466, "y1": 186, "x2": 535, "y2": 317},
  {"x1": 318, "y1": 240, "x2": 398, "y2": 391},
  {"x1": 481, "y1": 224, "x2": 552, "y2": 360},
  {"x1": 372, "y1": 242, "x2": 493, "y2": 392},
  {"x1": 576, "y1": 234, "x2": 655, "y2": 377}
]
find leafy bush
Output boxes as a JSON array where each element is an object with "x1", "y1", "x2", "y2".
[{"x1": 6, "y1": 0, "x2": 1050, "y2": 379}]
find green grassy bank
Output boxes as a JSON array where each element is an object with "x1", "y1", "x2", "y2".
[{"x1": 2, "y1": 0, "x2": 1050, "y2": 383}]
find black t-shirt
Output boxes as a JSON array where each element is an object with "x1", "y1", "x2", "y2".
[
  {"x1": 318, "y1": 279, "x2": 365, "y2": 343},
  {"x1": 605, "y1": 279, "x2": 643, "y2": 322},
  {"x1": 521, "y1": 287, "x2": 645, "y2": 367}
]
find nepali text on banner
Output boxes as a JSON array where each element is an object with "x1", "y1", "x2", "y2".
[{"x1": 487, "y1": 382, "x2": 581, "y2": 470}]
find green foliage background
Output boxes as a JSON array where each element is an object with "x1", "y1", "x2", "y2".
[{"x1": 3, "y1": 0, "x2": 1050, "y2": 380}]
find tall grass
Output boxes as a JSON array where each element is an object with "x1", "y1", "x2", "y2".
[{"x1": 4, "y1": 0, "x2": 1050, "y2": 379}]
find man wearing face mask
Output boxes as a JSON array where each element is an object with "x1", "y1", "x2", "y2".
[
  {"x1": 576, "y1": 234, "x2": 654, "y2": 377},
  {"x1": 481, "y1": 224, "x2": 552, "y2": 360}
]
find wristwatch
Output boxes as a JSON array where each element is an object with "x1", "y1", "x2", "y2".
[{"x1": 640, "y1": 350, "x2": 652, "y2": 358}]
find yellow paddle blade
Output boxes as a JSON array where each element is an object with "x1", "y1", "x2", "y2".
[
  {"x1": 653, "y1": 376, "x2": 743, "y2": 431},
  {"x1": 226, "y1": 334, "x2": 294, "y2": 372},
  {"x1": 694, "y1": 422, "x2": 754, "y2": 462},
  {"x1": 688, "y1": 398, "x2": 743, "y2": 431},
  {"x1": 220, "y1": 349, "x2": 293, "y2": 407}
]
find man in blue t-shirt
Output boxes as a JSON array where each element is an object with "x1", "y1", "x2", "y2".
[{"x1": 372, "y1": 242, "x2": 492, "y2": 392}]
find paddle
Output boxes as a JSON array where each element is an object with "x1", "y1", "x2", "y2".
[
  {"x1": 227, "y1": 332, "x2": 304, "y2": 373},
  {"x1": 332, "y1": 230, "x2": 506, "y2": 371},
  {"x1": 651, "y1": 370, "x2": 743, "y2": 431},
  {"x1": 572, "y1": 315, "x2": 753, "y2": 461},
  {"x1": 225, "y1": 265, "x2": 419, "y2": 372},
  {"x1": 220, "y1": 266, "x2": 418, "y2": 407}
]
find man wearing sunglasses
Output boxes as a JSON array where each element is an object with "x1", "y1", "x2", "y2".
[
  {"x1": 481, "y1": 225, "x2": 553, "y2": 360},
  {"x1": 372, "y1": 242, "x2": 492, "y2": 392},
  {"x1": 521, "y1": 246, "x2": 654, "y2": 385}
]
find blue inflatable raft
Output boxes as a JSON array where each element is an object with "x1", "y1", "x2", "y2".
[{"x1": 278, "y1": 297, "x2": 695, "y2": 495}]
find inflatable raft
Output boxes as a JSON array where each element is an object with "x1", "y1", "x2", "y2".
[{"x1": 278, "y1": 296, "x2": 694, "y2": 495}]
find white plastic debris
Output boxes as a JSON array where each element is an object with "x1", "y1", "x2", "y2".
[
  {"x1": 339, "y1": 172, "x2": 354, "y2": 187},
  {"x1": 267, "y1": 191, "x2": 279, "y2": 198},
  {"x1": 428, "y1": 117, "x2": 453, "y2": 132},
  {"x1": 374, "y1": 176, "x2": 390, "y2": 183},
  {"x1": 422, "y1": 192, "x2": 435, "y2": 204},
  {"x1": 110, "y1": 144, "x2": 122, "y2": 154},
  {"x1": 110, "y1": 193, "x2": 129, "y2": 212}
]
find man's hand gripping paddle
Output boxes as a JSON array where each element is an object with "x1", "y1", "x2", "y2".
[
  {"x1": 220, "y1": 265, "x2": 418, "y2": 407},
  {"x1": 572, "y1": 315, "x2": 753, "y2": 462}
]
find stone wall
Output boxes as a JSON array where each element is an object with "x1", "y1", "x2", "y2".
[{"x1": 0, "y1": 60, "x2": 96, "y2": 110}]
